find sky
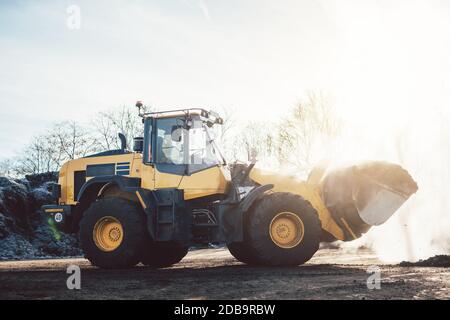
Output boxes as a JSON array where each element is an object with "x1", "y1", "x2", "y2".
[{"x1": 1, "y1": 0, "x2": 449, "y2": 159}]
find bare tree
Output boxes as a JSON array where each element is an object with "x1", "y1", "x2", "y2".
[
  {"x1": 0, "y1": 158, "x2": 15, "y2": 177},
  {"x1": 208, "y1": 106, "x2": 239, "y2": 162},
  {"x1": 92, "y1": 105, "x2": 147, "y2": 151},
  {"x1": 12, "y1": 121, "x2": 98, "y2": 175},
  {"x1": 226, "y1": 121, "x2": 277, "y2": 164},
  {"x1": 91, "y1": 113, "x2": 117, "y2": 151},
  {"x1": 277, "y1": 91, "x2": 340, "y2": 176},
  {"x1": 6, "y1": 105, "x2": 153, "y2": 175},
  {"x1": 216, "y1": 106, "x2": 237, "y2": 144},
  {"x1": 15, "y1": 135, "x2": 61, "y2": 175},
  {"x1": 51, "y1": 121, "x2": 98, "y2": 160}
]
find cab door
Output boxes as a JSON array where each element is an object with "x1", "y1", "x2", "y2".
[
  {"x1": 141, "y1": 118, "x2": 155, "y2": 190},
  {"x1": 151, "y1": 117, "x2": 187, "y2": 189}
]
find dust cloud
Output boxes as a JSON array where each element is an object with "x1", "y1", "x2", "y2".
[{"x1": 313, "y1": 105, "x2": 450, "y2": 262}]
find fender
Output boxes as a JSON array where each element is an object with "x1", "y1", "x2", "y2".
[
  {"x1": 77, "y1": 175, "x2": 141, "y2": 202},
  {"x1": 238, "y1": 184, "x2": 274, "y2": 212},
  {"x1": 70, "y1": 176, "x2": 142, "y2": 233},
  {"x1": 76, "y1": 177, "x2": 188, "y2": 243},
  {"x1": 224, "y1": 184, "x2": 274, "y2": 242}
]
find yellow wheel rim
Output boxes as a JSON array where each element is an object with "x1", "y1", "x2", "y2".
[
  {"x1": 269, "y1": 212, "x2": 304, "y2": 249},
  {"x1": 93, "y1": 216, "x2": 124, "y2": 252}
]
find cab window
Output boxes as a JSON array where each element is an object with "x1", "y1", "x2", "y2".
[
  {"x1": 155, "y1": 118, "x2": 185, "y2": 165},
  {"x1": 188, "y1": 118, "x2": 220, "y2": 173}
]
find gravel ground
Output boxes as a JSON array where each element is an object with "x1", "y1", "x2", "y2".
[{"x1": 0, "y1": 248, "x2": 448, "y2": 300}]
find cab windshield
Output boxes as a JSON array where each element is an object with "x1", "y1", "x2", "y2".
[
  {"x1": 149, "y1": 116, "x2": 225, "y2": 170},
  {"x1": 188, "y1": 118, "x2": 226, "y2": 169}
]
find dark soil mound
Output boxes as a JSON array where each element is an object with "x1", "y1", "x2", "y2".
[
  {"x1": 0, "y1": 172, "x2": 81, "y2": 260},
  {"x1": 399, "y1": 255, "x2": 450, "y2": 268}
]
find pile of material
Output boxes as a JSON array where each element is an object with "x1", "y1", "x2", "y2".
[
  {"x1": 400, "y1": 255, "x2": 450, "y2": 268},
  {"x1": 0, "y1": 173, "x2": 81, "y2": 260}
]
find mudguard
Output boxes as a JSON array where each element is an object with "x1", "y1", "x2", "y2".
[
  {"x1": 238, "y1": 184, "x2": 274, "y2": 212},
  {"x1": 225, "y1": 184, "x2": 274, "y2": 242},
  {"x1": 76, "y1": 175, "x2": 141, "y2": 202}
]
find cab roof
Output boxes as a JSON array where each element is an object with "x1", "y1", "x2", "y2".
[{"x1": 143, "y1": 108, "x2": 223, "y2": 124}]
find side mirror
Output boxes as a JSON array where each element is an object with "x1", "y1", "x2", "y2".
[
  {"x1": 171, "y1": 126, "x2": 183, "y2": 142},
  {"x1": 133, "y1": 137, "x2": 144, "y2": 153}
]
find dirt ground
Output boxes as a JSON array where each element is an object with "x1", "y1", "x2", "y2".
[{"x1": 0, "y1": 248, "x2": 448, "y2": 300}]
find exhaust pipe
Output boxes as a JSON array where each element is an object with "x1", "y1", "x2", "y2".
[{"x1": 316, "y1": 161, "x2": 418, "y2": 240}]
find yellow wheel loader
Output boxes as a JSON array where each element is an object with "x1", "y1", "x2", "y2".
[{"x1": 42, "y1": 103, "x2": 418, "y2": 269}]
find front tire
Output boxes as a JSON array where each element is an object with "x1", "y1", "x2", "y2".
[
  {"x1": 230, "y1": 192, "x2": 321, "y2": 266},
  {"x1": 79, "y1": 198, "x2": 147, "y2": 269},
  {"x1": 227, "y1": 241, "x2": 259, "y2": 265}
]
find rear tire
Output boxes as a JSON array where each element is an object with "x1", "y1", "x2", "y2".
[
  {"x1": 140, "y1": 241, "x2": 189, "y2": 268},
  {"x1": 231, "y1": 192, "x2": 321, "y2": 266},
  {"x1": 79, "y1": 198, "x2": 146, "y2": 269}
]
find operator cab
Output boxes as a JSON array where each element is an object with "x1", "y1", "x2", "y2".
[{"x1": 136, "y1": 104, "x2": 226, "y2": 176}]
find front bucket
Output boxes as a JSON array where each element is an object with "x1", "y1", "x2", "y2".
[
  {"x1": 357, "y1": 187, "x2": 409, "y2": 226},
  {"x1": 317, "y1": 161, "x2": 418, "y2": 240}
]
